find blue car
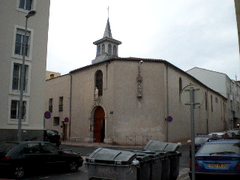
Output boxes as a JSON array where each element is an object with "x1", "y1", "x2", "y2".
[
  {"x1": 189, "y1": 135, "x2": 222, "y2": 158},
  {"x1": 189, "y1": 140, "x2": 240, "y2": 180}
]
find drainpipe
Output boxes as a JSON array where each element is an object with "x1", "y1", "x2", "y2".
[
  {"x1": 69, "y1": 73, "x2": 72, "y2": 139},
  {"x1": 166, "y1": 63, "x2": 169, "y2": 142}
]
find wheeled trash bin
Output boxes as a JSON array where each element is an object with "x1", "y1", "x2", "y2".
[{"x1": 85, "y1": 148, "x2": 138, "y2": 180}]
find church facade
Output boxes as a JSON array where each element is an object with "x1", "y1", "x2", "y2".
[{"x1": 46, "y1": 19, "x2": 227, "y2": 145}]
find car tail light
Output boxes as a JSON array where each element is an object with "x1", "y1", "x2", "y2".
[
  {"x1": 190, "y1": 160, "x2": 200, "y2": 168},
  {"x1": 236, "y1": 162, "x2": 240, "y2": 169},
  {"x1": 2, "y1": 156, "x2": 11, "y2": 161}
]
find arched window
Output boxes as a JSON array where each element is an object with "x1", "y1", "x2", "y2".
[
  {"x1": 97, "y1": 45, "x2": 100, "y2": 56},
  {"x1": 102, "y1": 44, "x2": 105, "y2": 55},
  {"x1": 108, "y1": 44, "x2": 112, "y2": 55},
  {"x1": 179, "y1": 77, "x2": 182, "y2": 95},
  {"x1": 205, "y1": 92, "x2": 208, "y2": 111},
  {"x1": 113, "y1": 45, "x2": 117, "y2": 56},
  {"x1": 95, "y1": 70, "x2": 103, "y2": 96}
]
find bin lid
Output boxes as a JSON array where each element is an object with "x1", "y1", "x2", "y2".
[
  {"x1": 87, "y1": 148, "x2": 136, "y2": 164},
  {"x1": 144, "y1": 140, "x2": 180, "y2": 152}
]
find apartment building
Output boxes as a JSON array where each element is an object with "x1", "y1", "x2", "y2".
[
  {"x1": 187, "y1": 67, "x2": 240, "y2": 129},
  {"x1": 0, "y1": 0, "x2": 50, "y2": 141}
]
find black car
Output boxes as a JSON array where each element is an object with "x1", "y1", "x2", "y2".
[
  {"x1": 44, "y1": 129, "x2": 61, "y2": 147},
  {"x1": 0, "y1": 141, "x2": 83, "y2": 178}
]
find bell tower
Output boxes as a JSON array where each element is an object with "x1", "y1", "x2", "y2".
[{"x1": 92, "y1": 18, "x2": 122, "y2": 64}]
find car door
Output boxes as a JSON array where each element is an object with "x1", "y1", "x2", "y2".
[
  {"x1": 40, "y1": 142, "x2": 66, "y2": 170},
  {"x1": 21, "y1": 143, "x2": 45, "y2": 171}
]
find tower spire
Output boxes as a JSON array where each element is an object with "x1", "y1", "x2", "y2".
[
  {"x1": 103, "y1": 18, "x2": 112, "y2": 38},
  {"x1": 92, "y1": 16, "x2": 122, "y2": 64}
]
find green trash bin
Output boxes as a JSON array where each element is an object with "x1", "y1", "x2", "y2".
[
  {"x1": 144, "y1": 140, "x2": 182, "y2": 180},
  {"x1": 134, "y1": 152, "x2": 152, "y2": 180},
  {"x1": 145, "y1": 151, "x2": 163, "y2": 180},
  {"x1": 132, "y1": 150, "x2": 164, "y2": 180},
  {"x1": 85, "y1": 148, "x2": 138, "y2": 180}
]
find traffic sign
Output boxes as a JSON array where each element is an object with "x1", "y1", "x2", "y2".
[
  {"x1": 44, "y1": 111, "x2": 51, "y2": 119},
  {"x1": 166, "y1": 116, "x2": 173, "y2": 122},
  {"x1": 180, "y1": 84, "x2": 204, "y2": 109},
  {"x1": 64, "y1": 117, "x2": 70, "y2": 123}
]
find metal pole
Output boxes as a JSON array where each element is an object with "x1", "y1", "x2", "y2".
[
  {"x1": 18, "y1": 16, "x2": 28, "y2": 142},
  {"x1": 190, "y1": 87, "x2": 196, "y2": 180},
  {"x1": 17, "y1": 10, "x2": 36, "y2": 141}
]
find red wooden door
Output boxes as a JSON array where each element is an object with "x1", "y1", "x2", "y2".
[{"x1": 94, "y1": 107, "x2": 105, "y2": 142}]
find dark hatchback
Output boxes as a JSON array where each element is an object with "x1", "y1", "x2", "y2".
[
  {"x1": 0, "y1": 141, "x2": 83, "y2": 178},
  {"x1": 44, "y1": 129, "x2": 61, "y2": 147}
]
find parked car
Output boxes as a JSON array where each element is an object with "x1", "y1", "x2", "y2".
[
  {"x1": 188, "y1": 135, "x2": 222, "y2": 157},
  {"x1": 227, "y1": 130, "x2": 240, "y2": 139},
  {"x1": 44, "y1": 129, "x2": 61, "y2": 147},
  {"x1": 0, "y1": 141, "x2": 83, "y2": 178},
  {"x1": 189, "y1": 139, "x2": 240, "y2": 180},
  {"x1": 208, "y1": 132, "x2": 230, "y2": 139}
]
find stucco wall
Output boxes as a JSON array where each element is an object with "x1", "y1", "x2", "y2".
[
  {"x1": 69, "y1": 59, "x2": 227, "y2": 145},
  {"x1": 0, "y1": 0, "x2": 50, "y2": 141}
]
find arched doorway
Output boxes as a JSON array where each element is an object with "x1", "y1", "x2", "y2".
[{"x1": 93, "y1": 106, "x2": 105, "y2": 143}]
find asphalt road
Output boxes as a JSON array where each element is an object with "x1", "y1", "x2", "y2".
[{"x1": 0, "y1": 143, "x2": 190, "y2": 180}]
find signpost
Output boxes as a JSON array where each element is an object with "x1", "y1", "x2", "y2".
[
  {"x1": 180, "y1": 84, "x2": 204, "y2": 180},
  {"x1": 64, "y1": 117, "x2": 70, "y2": 124},
  {"x1": 166, "y1": 116, "x2": 173, "y2": 122},
  {"x1": 43, "y1": 111, "x2": 51, "y2": 128}
]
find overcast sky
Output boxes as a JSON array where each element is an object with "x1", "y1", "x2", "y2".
[{"x1": 47, "y1": 0, "x2": 240, "y2": 80}]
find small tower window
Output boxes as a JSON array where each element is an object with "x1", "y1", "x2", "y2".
[
  {"x1": 108, "y1": 44, "x2": 112, "y2": 55},
  {"x1": 95, "y1": 70, "x2": 103, "y2": 96},
  {"x1": 102, "y1": 44, "x2": 105, "y2": 55},
  {"x1": 97, "y1": 45, "x2": 100, "y2": 56},
  {"x1": 113, "y1": 45, "x2": 117, "y2": 56}
]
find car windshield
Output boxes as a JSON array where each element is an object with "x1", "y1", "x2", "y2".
[
  {"x1": 0, "y1": 142, "x2": 19, "y2": 154},
  {"x1": 195, "y1": 137, "x2": 209, "y2": 144},
  {"x1": 198, "y1": 143, "x2": 240, "y2": 154}
]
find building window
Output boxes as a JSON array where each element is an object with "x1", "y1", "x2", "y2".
[
  {"x1": 15, "y1": 28, "x2": 30, "y2": 57},
  {"x1": 113, "y1": 45, "x2": 117, "y2": 56},
  {"x1": 53, "y1": 117, "x2": 60, "y2": 126},
  {"x1": 97, "y1": 45, "x2": 100, "y2": 56},
  {"x1": 179, "y1": 77, "x2": 182, "y2": 95},
  {"x1": 205, "y1": 92, "x2": 208, "y2": 111},
  {"x1": 19, "y1": 0, "x2": 33, "y2": 10},
  {"x1": 95, "y1": 70, "x2": 103, "y2": 96},
  {"x1": 211, "y1": 95, "x2": 213, "y2": 112},
  {"x1": 59, "y1": 97, "x2": 63, "y2": 112},
  {"x1": 102, "y1": 44, "x2": 105, "y2": 55},
  {"x1": 12, "y1": 63, "x2": 28, "y2": 92},
  {"x1": 49, "y1": 98, "x2": 53, "y2": 112},
  {"x1": 108, "y1": 44, "x2": 112, "y2": 55},
  {"x1": 10, "y1": 100, "x2": 26, "y2": 120}
]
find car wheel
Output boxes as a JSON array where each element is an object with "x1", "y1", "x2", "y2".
[
  {"x1": 69, "y1": 161, "x2": 79, "y2": 172},
  {"x1": 13, "y1": 165, "x2": 25, "y2": 178}
]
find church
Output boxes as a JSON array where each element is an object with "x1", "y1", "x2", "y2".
[{"x1": 45, "y1": 18, "x2": 227, "y2": 145}]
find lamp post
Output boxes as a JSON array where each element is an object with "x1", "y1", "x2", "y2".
[{"x1": 18, "y1": 10, "x2": 36, "y2": 142}]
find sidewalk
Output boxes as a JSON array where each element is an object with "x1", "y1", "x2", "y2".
[
  {"x1": 61, "y1": 139, "x2": 188, "y2": 148},
  {"x1": 61, "y1": 140, "x2": 144, "y2": 149}
]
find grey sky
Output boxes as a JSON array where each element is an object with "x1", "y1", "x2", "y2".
[{"x1": 47, "y1": 0, "x2": 240, "y2": 79}]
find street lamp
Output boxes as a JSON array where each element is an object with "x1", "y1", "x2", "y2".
[{"x1": 18, "y1": 10, "x2": 36, "y2": 141}]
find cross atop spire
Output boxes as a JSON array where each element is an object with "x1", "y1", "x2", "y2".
[{"x1": 107, "y1": 6, "x2": 110, "y2": 18}]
